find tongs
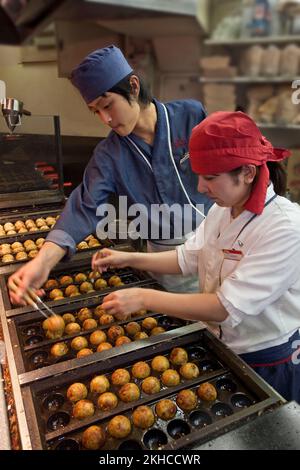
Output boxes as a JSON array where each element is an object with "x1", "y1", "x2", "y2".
[{"x1": 8, "y1": 278, "x2": 56, "y2": 319}]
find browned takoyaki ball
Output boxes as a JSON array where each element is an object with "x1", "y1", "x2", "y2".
[
  {"x1": 0, "y1": 244, "x2": 11, "y2": 255},
  {"x1": 108, "y1": 415, "x2": 131, "y2": 439},
  {"x1": 155, "y1": 399, "x2": 177, "y2": 421},
  {"x1": 151, "y1": 355, "x2": 170, "y2": 373},
  {"x1": 89, "y1": 330, "x2": 107, "y2": 346},
  {"x1": 125, "y1": 321, "x2": 141, "y2": 337},
  {"x1": 77, "y1": 307, "x2": 93, "y2": 323},
  {"x1": 161, "y1": 369, "x2": 181, "y2": 387},
  {"x1": 88, "y1": 270, "x2": 101, "y2": 280},
  {"x1": 93, "y1": 305, "x2": 106, "y2": 319},
  {"x1": 59, "y1": 275, "x2": 73, "y2": 287},
  {"x1": 35, "y1": 218, "x2": 46, "y2": 228},
  {"x1": 45, "y1": 216, "x2": 56, "y2": 226},
  {"x1": 79, "y1": 281, "x2": 94, "y2": 294},
  {"x1": 82, "y1": 318, "x2": 98, "y2": 330},
  {"x1": 179, "y1": 362, "x2": 200, "y2": 380},
  {"x1": 97, "y1": 342, "x2": 113, "y2": 353},
  {"x1": 94, "y1": 278, "x2": 108, "y2": 290},
  {"x1": 82, "y1": 425, "x2": 106, "y2": 450},
  {"x1": 111, "y1": 368, "x2": 131, "y2": 386},
  {"x1": 169, "y1": 347, "x2": 188, "y2": 366},
  {"x1": 141, "y1": 317, "x2": 158, "y2": 331},
  {"x1": 6, "y1": 230, "x2": 17, "y2": 235},
  {"x1": 50, "y1": 342, "x2": 69, "y2": 357},
  {"x1": 131, "y1": 361, "x2": 151, "y2": 379},
  {"x1": 74, "y1": 272, "x2": 87, "y2": 283},
  {"x1": 97, "y1": 392, "x2": 118, "y2": 411},
  {"x1": 134, "y1": 331, "x2": 149, "y2": 340},
  {"x1": 15, "y1": 251, "x2": 28, "y2": 261},
  {"x1": 67, "y1": 382, "x2": 88, "y2": 402},
  {"x1": 176, "y1": 389, "x2": 198, "y2": 411},
  {"x1": 64, "y1": 322, "x2": 81, "y2": 335},
  {"x1": 4, "y1": 222, "x2": 14, "y2": 231},
  {"x1": 11, "y1": 241, "x2": 23, "y2": 250},
  {"x1": 28, "y1": 249, "x2": 39, "y2": 259},
  {"x1": 2, "y1": 254, "x2": 14, "y2": 263},
  {"x1": 99, "y1": 314, "x2": 114, "y2": 325},
  {"x1": 115, "y1": 336, "x2": 131, "y2": 347},
  {"x1": 62, "y1": 313, "x2": 75, "y2": 324},
  {"x1": 150, "y1": 326, "x2": 165, "y2": 336},
  {"x1": 88, "y1": 238, "x2": 101, "y2": 248},
  {"x1": 131, "y1": 309, "x2": 147, "y2": 318},
  {"x1": 118, "y1": 383, "x2": 140, "y2": 402},
  {"x1": 77, "y1": 241, "x2": 89, "y2": 250},
  {"x1": 71, "y1": 336, "x2": 88, "y2": 351},
  {"x1": 42, "y1": 315, "x2": 65, "y2": 339},
  {"x1": 49, "y1": 288, "x2": 64, "y2": 300},
  {"x1": 44, "y1": 279, "x2": 59, "y2": 289},
  {"x1": 77, "y1": 348, "x2": 93, "y2": 358},
  {"x1": 35, "y1": 238, "x2": 45, "y2": 247},
  {"x1": 64, "y1": 285, "x2": 79, "y2": 297},
  {"x1": 29, "y1": 227, "x2": 39, "y2": 232},
  {"x1": 108, "y1": 275, "x2": 122, "y2": 287},
  {"x1": 107, "y1": 325, "x2": 125, "y2": 343},
  {"x1": 132, "y1": 406, "x2": 155, "y2": 429},
  {"x1": 141, "y1": 376, "x2": 161, "y2": 395},
  {"x1": 197, "y1": 382, "x2": 217, "y2": 402},
  {"x1": 17, "y1": 227, "x2": 28, "y2": 234},
  {"x1": 14, "y1": 220, "x2": 25, "y2": 231},
  {"x1": 90, "y1": 375, "x2": 110, "y2": 394},
  {"x1": 73, "y1": 399, "x2": 95, "y2": 419},
  {"x1": 25, "y1": 243, "x2": 37, "y2": 253},
  {"x1": 11, "y1": 245, "x2": 25, "y2": 255}
]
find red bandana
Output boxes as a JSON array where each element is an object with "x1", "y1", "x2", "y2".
[{"x1": 189, "y1": 111, "x2": 290, "y2": 215}]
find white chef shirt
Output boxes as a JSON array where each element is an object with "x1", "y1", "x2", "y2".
[{"x1": 177, "y1": 184, "x2": 300, "y2": 354}]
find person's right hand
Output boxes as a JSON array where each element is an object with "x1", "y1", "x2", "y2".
[
  {"x1": 8, "y1": 257, "x2": 50, "y2": 306},
  {"x1": 92, "y1": 248, "x2": 133, "y2": 273}
]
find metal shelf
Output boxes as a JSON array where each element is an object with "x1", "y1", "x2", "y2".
[{"x1": 205, "y1": 35, "x2": 300, "y2": 47}]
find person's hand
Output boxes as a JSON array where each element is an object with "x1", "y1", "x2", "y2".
[
  {"x1": 92, "y1": 248, "x2": 133, "y2": 273},
  {"x1": 101, "y1": 287, "x2": 146, "y2": 321},
  {"x1": 8, "y1": 257, "x2": 50, "y2": 306}
]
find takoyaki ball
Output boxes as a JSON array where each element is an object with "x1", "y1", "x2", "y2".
[
  {"x1": 99, "y1": 314, "x2": 114, "y2": 325},
  {"x1": 44, "y1": 279, "x2": 59, "y2": 289},
  {"x1": 134, "y1": 331, "x2": 149, "y2": 340},
  {"x1": 14, "y1": 220, "x2": 25, "y2": 230},
  {"x1": 107, "y1": 325, "x2": 125, "y2": 343},
  {"x1": 88, "y1": 270, "x2": 101, "y2": 281},
  {"x1": 39, "y1": 225, "x2": 49, "y2": 231},
  {"x1": 108, "y1": 275, "x2": 122, "y2": 287},
  {"x1": 50, "y1": 342, "x2": 69, "y2": 358},
  {"x1": 97, "y1": 342, "x2": 113, "y2": 353},
  {"x1": 118, "y1": 383, "x2": 140, "y2": 403},
  {"x1": 150, "y1": 326, "x2": 166, "y2": 336},
  {"x1": 67, "y1": 382, "x2": 88, "y2": 402},
  {"x1": 28, "y1": 249, "x2": 39, "y2": 259},
  {"x1": 64, "y1": 285, "x2": 79, "y2": 297},
  {"x1": 25, "y1": 219, "x2": 35, "y2": 228},
  {"x1": 176, "y1": 389, "x2": 198, "y2": 411},
  {"x1": 151, "y1": 355, "x2": 170, "y2": 373},
  {"x1": 94, "y1": 278, "x2": 108, "y2": 290},
  {"x1": 97, "y1": 392, "x2": 118, "y2": 411},
  {"x1": 161, "y1": 369, "x2": 181, "y2": 387},
  {"x1": 29, "y1": 227, "x2": 38, "y2": 232},
  {"x1": 64, "y1": 322, "x2": 81, "y2": 335},
  {"x1": 35, "y1": 218, "x2": 46, "y2": 228},
  {"x1": 107, "y1": 415, "x2": 131, "y2": 439},
  {"x1": 54, "y1": 296, "x2": 64, "y2": 301},
  {"x1": 74, "y1": 272, "x2": 87, "y2": 283},
  {"x1": 59, "y1": 275, "x2": 73, "y2": 287},
  {"x1": 179, "y1": 362, "x2": 200, "y2": 380},
  {"x1": 82, "y1": 425, "x2": 106, "y2": 450},
  {"x1": 35, "y1": 238, "x2": 45, "y2": 247},
  {"x1": 82, "y1": 318, "x2": 97, "y2": 330},
  {"x1": 0, "y1": 224, "x2": 3, "y2": 230},
  {"x1": 73, "y1": 399, "x2": 95, "y2": 420},
  {"x1": 89, "y1": 330, "x2": 107, "y2": 346},
  {"x1": 131, "y1": 361, "x2": 151, "y2": 379},
  {"x1": 111, "y1": 369, "x2": 131, "y2": 387},
  {"x1": 115, "y1": 336, "x2": 131, "y2": 347},
  {"x1": 197, "y1": 382, "x2": 217, "y2": 402},
  {"x1": 4, "y1": 222, "x2": 14, "y2": 231},
  {"x1": 62, "y1": 313, "x2": 75, "y2": 324},
  {"x1": 132, "y1": 406, "x2": 155, "y2": 429},
  {"x1": 125, "y1": 321, "x2": 141, "y2": 337},
  {"x1": 90, "y1": 375, "x2": 110, "y2": 394},
  {"x1": 88, "y1": 238, "x2": 101, "y2": 248},
  {"x1": 42, "y1": 315, "x2": 65, "y2": 339},
  {"x1": 18, "y1": 227, "x2": 28, "y2": 234},
  {"x1": 77, "y1": 307, "x2": 93, "y2": 323},
  {"x1": 155, "y1": 399, "x2": 177, "y2": 421},
  {"x1": 79, "y1": 281, "x2": 93, "y2": 294},
  {"x1": 77, "y1": 241, "x2": 89, "y2": 250},
  {"x1": 6, "y1": 230, "x2": 17, "y2": 235},
  {"x1": 141, "y1": 376, "x2": 161, "y2": 395},
  {"x1": 169, "y1": 347, "x2": 188, "y2": 366},
  {"x1": 141, "y1": 317, "x2": 158, "y2": 331},
  {"x1": 49, "y1": 288, "x2": 64, "y2": 300},
  {"x1": 70, "y1": 292, "x2": 81, "y2": 298},
  {"x1": 71, "y1": 336, "x2": 88, "y2": 351},
  {"x1": 93, "y1": 305, "x2": 106, "y2": 319},
  {"x1": 77, "y1": 348, "x2": 93, "y2": 358},
  {"x1": 84, "y1": 234, "x2": 94, "y2": 241},
  {"x1": 11, "y1": 241, "x2": 23, "y2": 250},
  {"x1": 45, "y1": 216, "x2": 56, "y2": 226},
  {"x1": 12, "y1": 245, "x2": 25, "y2": 254},
  {"x1": 15, "y1": 251, "x2": 28, "y2": 261},
  {"x1": 2, "y1": 254, "x2": 14, "y2": 263},
  {"x1": 0, "y1": 244, "x2": 11, "y2": 255},
  {"x1": 0, "y1": 229, "x2": 5, "y2": 236}
]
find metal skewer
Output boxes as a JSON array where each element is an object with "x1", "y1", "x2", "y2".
[{"x1": 8, "y1": 279, "x2": 52, "y2": 319}]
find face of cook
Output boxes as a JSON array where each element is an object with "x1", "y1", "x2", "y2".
[
  {"x1": 87, "y1": 76, "x2": 140, "y2": 137},
  {"x1": 197, "y1": 165, "x2": 257, "y2": 208}
]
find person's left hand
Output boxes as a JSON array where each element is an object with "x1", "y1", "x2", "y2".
[{"x1": 101, "y1": 287, "x2": 146, "y2": 321}]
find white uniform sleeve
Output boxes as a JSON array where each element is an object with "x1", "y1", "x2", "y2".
[
  {"x1": 176, "y1": 222, "x2": 205, "y2": 276},
  {"x1": 218, "y1": 223, "x2": 300, "y2": 327}
]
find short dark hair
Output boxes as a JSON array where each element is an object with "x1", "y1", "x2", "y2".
[
  {"x1": 107, "y1": 72, "x2": 153, "y2": 106},
  {"x1": 229, "y1": 162, "x2": 287, "y2": 195}
]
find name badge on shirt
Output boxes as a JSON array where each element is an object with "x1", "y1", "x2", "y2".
[{"x1": 222, "y1": 249, "x2": 243, "y2": 261}]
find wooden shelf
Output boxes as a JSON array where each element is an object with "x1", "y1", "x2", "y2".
[
  {"x1": 198, "y1": 76, "x2": 298, "y2": 84},
  {"x1": 257, "y1": 123, "x2": 300, "y2": 130},
  {"x1": 205, "y1": 35, "x2": 300, "y2": 47}
]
